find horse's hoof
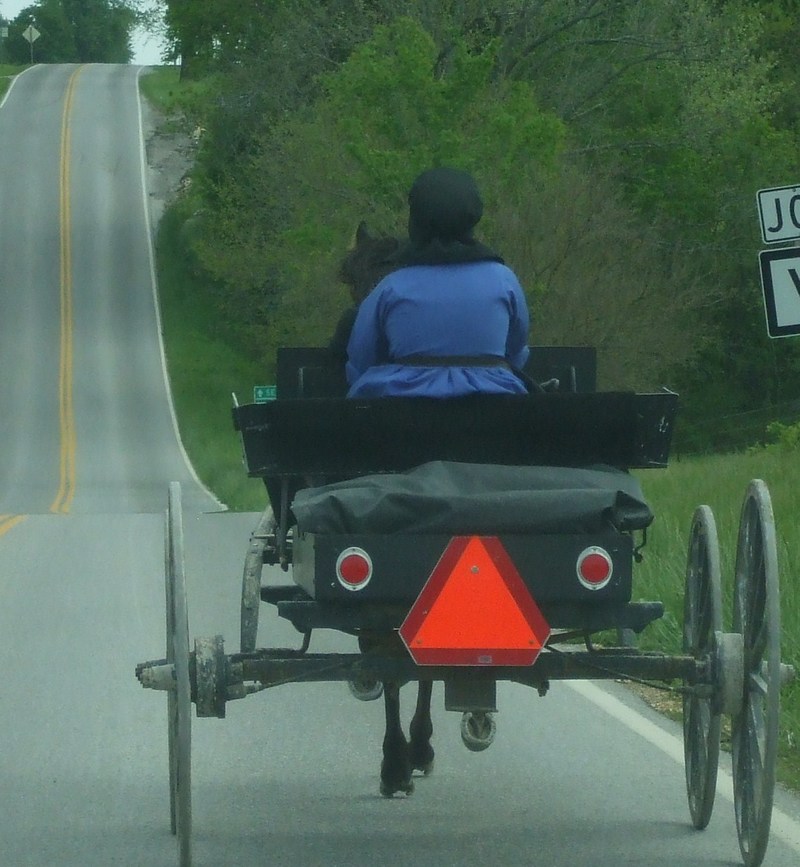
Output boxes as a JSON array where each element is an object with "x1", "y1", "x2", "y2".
[
  {"x1": 346, "y1": 677, "x2": 383, "y2": 701},
  {"x1": 380, "y1": 777, "x2": 415, "y2": 797},
  {"x1": 409, "y1": 743, "x2": 435, "y2": 776},
  {"x1": 460, "y1": 711, "x2": 496, "y2": 752}
]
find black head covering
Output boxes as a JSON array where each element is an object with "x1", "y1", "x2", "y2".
[{"x1": 394, "y1": 167, "x2": 503, "y2": 267}]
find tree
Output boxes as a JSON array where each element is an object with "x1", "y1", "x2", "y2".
[
  {"x1": 6, "y1": 1, "x2": 75, "y2": 62},
  {"x1": 62, "y1": 0, "x2": 136, "y2": 63},
  {"x1": 5, "y1": 0, "x2": 138, "y2": 63}
]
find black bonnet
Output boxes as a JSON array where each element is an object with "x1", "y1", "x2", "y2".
[
  {"x1": 408, "y1": 167, "x2": 483, "y2": 244},
  {"x1": 396, "y1": 167, "x2": 503, "y2": 267}
]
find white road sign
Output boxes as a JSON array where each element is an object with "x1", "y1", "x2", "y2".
[
  {"x1": 759, "y1": 247, "x2": 800, "y2": 338},
  {"x1": 22, "y1": 25, "x2": 40, "y2": 43},
  {"x1": 757, "y1": 184, "x2": 800, "y2": 244}
]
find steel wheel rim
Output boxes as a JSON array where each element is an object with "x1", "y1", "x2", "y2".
[
  {"x1": 683, "y1": 505, "x2": 723, "y2": 830},
  {"x1": 166, "y1": 482, "x2": 193, "y2": 866},
  {"x1": 731, "y1": 480, "x2": 780, "y2": 867}
]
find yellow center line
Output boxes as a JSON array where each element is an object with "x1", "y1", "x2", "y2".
[
  {"x1": 50, "y1": 67, "x2": 84, "y2": 515},
  {"x1": 0, "y1": 515, "x2": 27, "y2": 537}
]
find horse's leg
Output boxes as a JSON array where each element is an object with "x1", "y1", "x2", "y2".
[
  {"x1": 380, "y1": 681, "x2": 413, "y2": 797},
  {"x1": 408, "y1": 679, "x2": 434, "y2": 775}
]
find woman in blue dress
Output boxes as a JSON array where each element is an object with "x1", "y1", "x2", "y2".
[{"x1": 346, "y1": 167, "x2": 531, "y2": 398}]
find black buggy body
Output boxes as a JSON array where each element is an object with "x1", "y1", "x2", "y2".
[{"x1": 232, "y1": 347, "x2": 677, "y2": 643}]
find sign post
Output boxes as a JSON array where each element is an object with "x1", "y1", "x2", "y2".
[
  {"x1": 756, "y1": 183, "x2": 800, "y2": 339},
  {"x1": 22, "y1": 24, "x2": 40, "y2": 64}
]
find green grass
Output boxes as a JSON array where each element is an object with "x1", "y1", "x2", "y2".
[
  {"x1": 0, "y1": 65, "x2": 27, "y2": 100},
  {"x1": 137, "y1": 65, "x2": 220, "y2": 128},
  {"x1": 635, "y1": 452, "x2": 800, "y2": 791}
]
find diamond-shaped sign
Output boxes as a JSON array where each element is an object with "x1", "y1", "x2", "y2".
[{"x1": 399, "y1": 536, "x2": 551, "y2": 666}]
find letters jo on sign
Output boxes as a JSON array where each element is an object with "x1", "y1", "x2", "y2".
[{"x1": 757, "y1": 185, "x2": 800, "y2": 244}]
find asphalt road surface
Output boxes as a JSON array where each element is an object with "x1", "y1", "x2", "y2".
[{"x1": 0, "y1": 64, "x2": 799, "y2": 867}]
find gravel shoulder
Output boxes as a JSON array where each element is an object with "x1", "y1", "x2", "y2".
[{"x1": 139, "y1": 87, "x2": 196, "y2": 229}]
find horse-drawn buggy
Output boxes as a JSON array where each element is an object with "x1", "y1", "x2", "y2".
[{"x1": 136, "y1": 345, "x2": 794, "y2": 867}]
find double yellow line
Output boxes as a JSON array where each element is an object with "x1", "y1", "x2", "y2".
[
  {"x1": 3, "y1": 68, "x2": 83, "y2": 538},
  {"x1": 50, "y1": 67, "x2": 83, "y2": 515}
]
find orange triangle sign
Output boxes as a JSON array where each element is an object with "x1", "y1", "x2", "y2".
[{"x1": 399, "y1": 536, "x2": 550, "y2": 666}]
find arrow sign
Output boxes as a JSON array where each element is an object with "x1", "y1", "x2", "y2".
[
  {"x1": 253, "y1": 385, "x2": 277, "y2": 403},
  {"x1": 759, "y1": 247, "x2": 800, "y2": 338},
  {"x1": 22, "y1": 25, "x2": 40, "y2": 44}
]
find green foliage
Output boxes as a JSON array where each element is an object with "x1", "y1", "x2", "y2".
[
  {"x1": 154, "y1": 201, "x2": 267, "y2": 510},
  {"x1": 321, "y1": 19, "x2": 564, "y2": 204},
  {"x1": 763, "y1": 420, "x2": 800, "y2": 451},
  {"x1": 190, "y1": 16, "x2": 566, "y2": 366}
]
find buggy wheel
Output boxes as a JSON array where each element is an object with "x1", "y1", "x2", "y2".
[
  {"x1": 240, "y1": 505, "x2": 275, "y2": 653},
  {"x1": 731, "y1": 480, "x2": 781, "y2": 867},
  {"x1": 166, "y1": 482, "x2": 192, "y2": 867},
  {"x1": 683, "y1": 506, "x2": 723, "y2": 830}
]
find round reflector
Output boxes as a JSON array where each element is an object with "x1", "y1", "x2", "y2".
[
  {"x1": 335, "y1": 547, "x2": 373, "y2": 591},
  {"x1": 576, "y1": 547, "x2": 613, "y2": 590}
]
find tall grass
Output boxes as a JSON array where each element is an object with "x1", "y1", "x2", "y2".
[
  {"x1": 636, "y1": 451, "x2": 800, "y2": 789},
  {"x1": 155, "y1": 206, "x2": 268, "y2": 511}
]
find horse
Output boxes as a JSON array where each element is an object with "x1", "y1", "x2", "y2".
[
  {"x1": 332, "y1": 223, "x2": 435, "y2": 796},
  {"x1": 335, "y1": 223, "x2": 496, "y2": 797}
]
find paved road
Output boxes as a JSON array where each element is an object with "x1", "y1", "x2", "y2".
[
  {"x1": 0, "y1": 64, "x2": 798, "y2": 867},
  {"x1": 0, "y1": 63, "x2": 216, "y2": 517}
]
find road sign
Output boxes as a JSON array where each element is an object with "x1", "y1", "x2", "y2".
[
  {"x1": 22, "y1": 25, "x2": 40, "y2": 44},
  {"x1": 399, "y1": 536, "x2": 551, "y2": 666},
  {"x1": 757, "y1": 184, "x2": 800, "y2": 244},
  {"x1": 253, "y1": 385, "x2": 277, "y2": 403},
  {"x1": 758, "y1": 247, "x2": 800, "y2": 338}
]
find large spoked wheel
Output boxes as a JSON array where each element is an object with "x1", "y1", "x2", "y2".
[
  {"x1": 240, "y1": 505, "x2": 275, "y2": 653},
  {"x1": 683, "y1": 505, "x2": 723, "y2": 830},
  {"x1": 731, "y1": 480, "x2": 781, "y2": 867},
  {"x1": 166, "y1": 482, "x2": 192, "y2": 867}
]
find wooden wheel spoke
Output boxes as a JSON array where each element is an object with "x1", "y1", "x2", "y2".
[{"x1": 748, "y1": 664, "x2": 770, "y2": 699}]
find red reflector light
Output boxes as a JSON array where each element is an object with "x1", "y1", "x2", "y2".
[
  {"x1": 336, "y1": 547, "x2": 373, "y2": 591},
  {"x1": 576, "y1": 547, "x2": 613, "y2": 590}
]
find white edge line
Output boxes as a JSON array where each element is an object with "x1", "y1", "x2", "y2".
[
  {"x1": 0, "y1": 64, "x2": 38, "y2": 111},
  {"x1": 568, "y1": 680, "x2": 800, "y2": 854},
  {"x1": 135, "y1": 67, "x2": 226, "y2": 512}
]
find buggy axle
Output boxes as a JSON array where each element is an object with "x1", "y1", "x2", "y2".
[{"x1": 136, "y1": 641, "x2": 713, "y2": 714}]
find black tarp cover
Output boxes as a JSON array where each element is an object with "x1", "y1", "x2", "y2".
[{"x1": 291, "y1": 461, "x2": 653, "y2": 536}]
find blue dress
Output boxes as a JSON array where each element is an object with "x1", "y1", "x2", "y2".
[{"x1": 346, "y1": 261, "x2": 530, "y2": 398}]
